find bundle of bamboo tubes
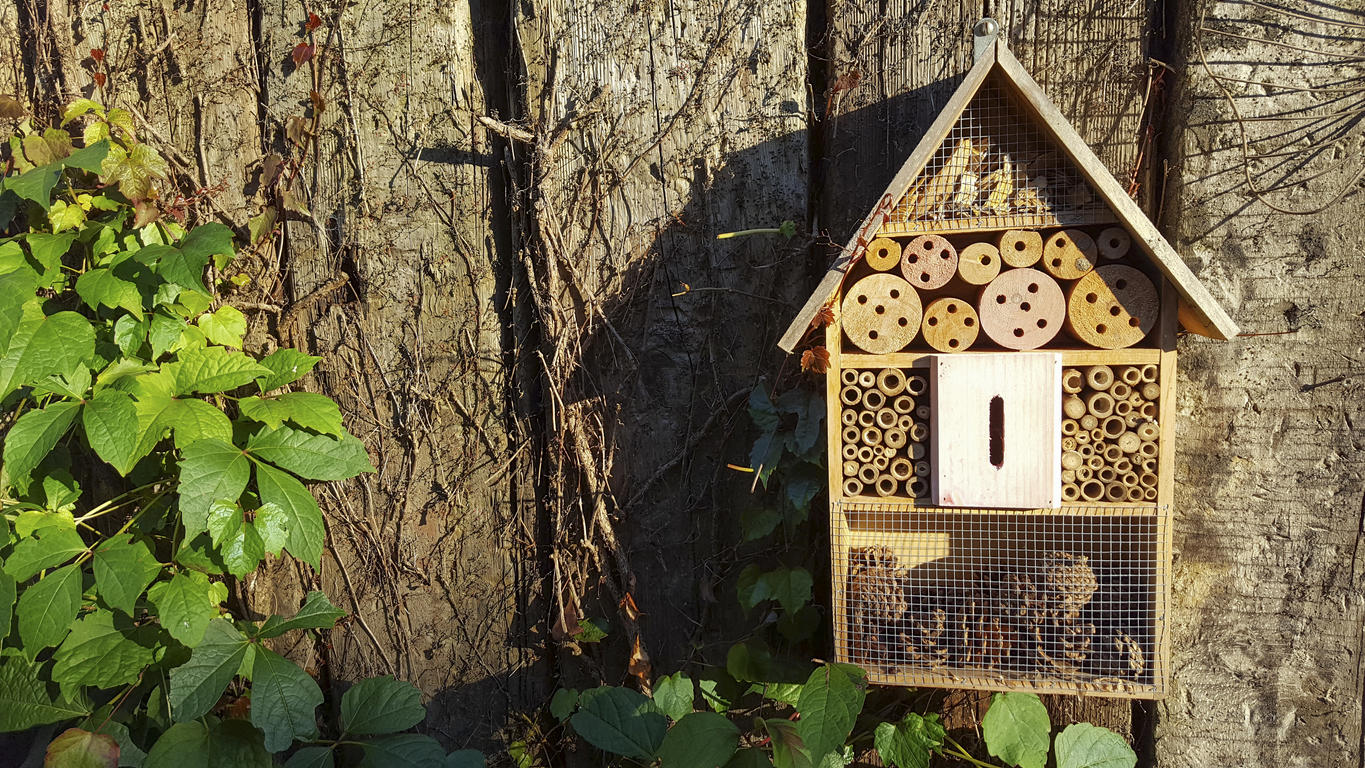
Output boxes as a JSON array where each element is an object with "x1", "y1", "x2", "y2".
[
  {"x1": 1060, "y1": 364, "x2": 1160, "y2": 503},
  {"x1": 840, "y1": 367, "x2": 931, "y2": 499}
]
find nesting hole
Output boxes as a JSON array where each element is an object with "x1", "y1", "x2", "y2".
[
  {"x1": 1036, "y1": 318, "x2": 1047, "y2": 328},
  {"x1": 946, "y1": 303, "x2": 958, "y2": 314},
  {"x1": 1013, "y1": 328, "x2": 1025, "y2": 337},
  {"x1": 875, "y1": 305, "x2": 885, "y2": 315},
  {"x1": 964, "y1": 317, "x2": 975, "y2": 327},
  {"x1": 1116, "y1": 278, "x2": 1128, "y2": 290},
  {"x1": 857, "y1": 294, "x2": 868, "y2": 304},
  {"x1": 948, "y1": 338, "x2": 959, "y2": 348},
  {"x1": 1020, "y1": 301, "x2": 1031, "y2": 311},
  {"x1": 1085, "y1": 292, "x2": 1098, "y2": 303},
  {"x1": 889, "y1": 288, "x2": 900, "y2": 299},
  {"x1": 1108, "y1": 305, "x2": 1121, "y2": 316},
  {"x1": 995, "y1": 295, "x2": 1006, "y2": 304},
  {"x1": 868, "y1": 330, "x2": 879, "y2": 339},
  {"x1": 1095, "y1": 324, "x2": 1107, "y2": 334},
  {"x1": 1027, "y1": 283, "x2": 1039, "y2": 293},
  {"x1": 927, "y1": 317, "x2": 939, "y2": 326}
]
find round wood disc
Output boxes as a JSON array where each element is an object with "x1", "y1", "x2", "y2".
[
  {"x1": 1042, "y1": 229, "x2": 1097, "y2": 280},
  {"x1": 958, "y1": 242, "x2": 1002, "y2": 286},
  {"x1": 865, "y1": 237, "x2": 902, "y2": 271},
  {"x1": 1096, "y1": 227, "x2": 1131, "y2": 261},
  {"x1": 921, "y1": 297, "x2": 979, "y2": 352},
  {"x1": 899, "y1": 234, "x2": 958, "y2": 291},
  {"x1": 1066, "y1": 265, "x2": 1158, "y2": 349},
  {"x1": 841, "y1": 273, "x2": 922, "y2": 354},
  {"x1": 998, "y1": 229, "x2": 1043, "y2": 268},
  {"x1": 978, "y1": 268, "x2": 1065, "y2": 350}
]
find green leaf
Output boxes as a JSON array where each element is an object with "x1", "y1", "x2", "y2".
[
  {"x1": 4, "y1": 524, "x2": 87, "y2": 581},
  {"x1": 218, "y1": 518, "x2": 263, "y2": 577},
  {"x1": 177, "y1": 438, "x2": 250, "y2": 534},
  {"x1": 0, "y1": 570, "x2": 15, "y2": 642},
  {"x1": 147, "y1": 314, "x2": 185, "y2": 359},
  {"x1": 144, "y1": 719, "x2": 271, "y2": 768},
  {"x1": 148, "y1": 571, "x2": 216, "y2": 648},
  {"x1": 982, "y1": 693, "x2": 1051, "y2": 768},
  {"x1": 167, "y1": 399, "x2": 233, "y2": 448},
  {"x1": 0, "y1": 305, "x2": 95, "y2": 400},
  {"x1": 255, "y1": 349, "x2": 320, "y2": 392},
  {"x1": 167, "y1": 620, "x2": 250, "y2": 721},
  {"x1": 253, "y1": 503, "x2": 288, "y2": 556},
  {"x1": 736, "y1": 566, "x2": 812, "y2": 615},
  {"x1": 255, "y1": 591, "x2": 345, "y2": 639},
  {"x1": 91, "y1": 534, "x2": 162, "y2": 615},
  {"x1": 82, "y1": 389, "x2": 140, "y2": 474},
  {"x1": 205, "y1": 502, "x2": 241, "y2": 547},
  {"x1": 725, "y1": 749, "x2": 775, "y2": 768},
  {"x1": 285, "y1": 746, "x2": 335, "y2": 768},
  {"x1": 177, "y1": 224, "x2": 235, "y2": 269},
  {"x1": 3, "y1": 400, "x2": 80, "y2": 495},
  {"x1": 0, "y1": 652, "x2": 90, "y2": 731},
  {"x1": 90, "y1": 720, "x2": 146, "y2": 768},
  {"x1": 358, "y1": 734, "x2": 445, "y2": 768},
  {"x1": 1053, "y1": 724, "x2": 1136, "y2": 768},
  {"x1": 653, "y1": 671, "x2": 694, "y2": 721},
  {"x1": 794, "y1": 665, "x2": 866, "y2": 763},
  {"x1": 339, "y1": 675, "x2": 425, "y2": 736},
  {"x1": 549, "y1": 688, "x2": 579, "y2": 721},
  {"x1": 445, "y1": 749, "x2": 485, "y2": 768},
  {"x1": 17, "y1": 563, "x2": 83, "y2": 653},
  {"x1": 248, "y1": 426, "x2": 374, "y2": 481},
  {"x1": 44, "y1": 727, "x2": 119, "y2": 768},
  {"x1": 874, "y1": 713, "x2": 946, "y2": 768},
  {"x1": 152, "y1": 247, "x2": 210, "y2": 295},
  {"x1": 196, "y1": 306, "x2": 246, "y2": 349},
  {"x1": 26, "y1": 232, "x2": 78, "y2": 283},
  {"x1": 76, "y1": 268, "x2": 143, "y2": 315},
  {"x1": 250, "y1": 647, "x2": 322, "y2": 751},
  {"x1": 759, "y1": 682, "x2": 803, "y2": 707},
  {"x1": 658, "y1": 712, "x2": 739, "y2": 768},
  {"x1": 253, "y1": 463, "x2": 324, "y2": 569},
  {"x1": 4, "y1": 164, "x2": 60, "y2": 209},
  {"x1": 740, "y1": 508, "x2": 781, "y2": 542},
  {"x1": 164, "y1": 346, "x2": 270, "y2": 395},
  {"x1": 51, "y1": 610, "x2": 154, "y2": 689},
  {"x1": 239, "y1": 392, "x2": 343, "y2": 436},
  {"x1": 762, "y1": 719, "x2": 811, "y2": 768},
  {"x1": 112, "y1": 314, "x2": 147, "y2": 357},
  {"x1": 63, "y1": 140, "x2": 110, "y2": 173},
  {"x1": 569, "y1": 686, "x2": 667, "y2": 761},
  {"x1": 576, "y1": 617, "x2": 607, "y2": 642}
]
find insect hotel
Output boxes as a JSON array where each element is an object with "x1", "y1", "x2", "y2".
[{"x1": 779, "y1": 39, "x2": 1238, "y2": 696}]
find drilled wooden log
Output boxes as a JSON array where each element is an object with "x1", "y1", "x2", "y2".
[
  {"x1": 843, "y1": 274, "x2": 923, "y2": 354},
  {"x1": 877, "y1": 368, "x2": 907, "y2": 396},
  {"x1": 1042, "y1": 229, "x2": 1097, "y2": 280},
  {"x1": 1066, "y1": 265, "x2": 1158, "y2": 349},
  {"x1": 1096, "y1": 226, "x2": 1131, "y2": 261},
  {"x1": 900, "y1": 234, "x2": 958, "y2": 290},
  {"x1": 978, "y1": 268, "x2": 1065, "y2": 350},
  {"x1": 958, "y1": 242, "x2": 1002, "y2": 286},
  {"x1": 999, "y1": 229, "x2": 1044, "y2": 268},
  {"x1": 866, "y1": 237, "x2": 903, "y2": 271},
  {"x1": 921, "y1": 297, "x2": 980, "y2": 352}
]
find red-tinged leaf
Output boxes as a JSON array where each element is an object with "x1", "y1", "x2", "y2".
[
  {"x1": 90, "y1": 48, "x2": 105, "y2": 62},
  {"x1": 814, "y1": 304, "x2": 835, "y2": 328},
  {"x1": 45, "y1": 728, "x2": 118, "y2": 768},
  {"x1": 620, "y1": 593, "x2": 640, "y2": 621},
  {"x1": 801, "y1": 346, "x2": 831, "y2": 374},
  {"x1": 291, "y1": 43, "x2": 315, "y2": 67},
  {"x1": 92, "y1": 72, "x2": 107, "y2": 87},
  {"x1": 305, "y1": 12, "x2": 322, "y2": 32},
  {"x1": 628, "y1": 633, "x2": 653, "y2": 692}
]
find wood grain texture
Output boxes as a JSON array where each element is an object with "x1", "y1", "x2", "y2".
[
  {"x1": 978, "y1": 267, "x2": 1066, "y2": 350},
  {"x1": 1066, "y1": 265, "x2": 1158, "y2": 349}
]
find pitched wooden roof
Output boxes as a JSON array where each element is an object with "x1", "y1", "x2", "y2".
[{"x1": 778, "y1": 39, "x2": 1239, "y2": 353}]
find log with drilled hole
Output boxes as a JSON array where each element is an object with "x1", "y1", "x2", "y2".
[
  {"x1": 958, "y1": 242, "x2": 1002, "y2": 285},
  {"x1": 1042, "y1": 228, "x2": 1097, "y2": 280},
  {"x1": 921, "y1": 297, "x2": 980, "y2": 352},
  {"x1": 899, "y1": 234, "x2": 959, "y2": 290},
  {"x1": 1066, "y1": 265, "x2": 1158, "y2": 349},
  {"x1": 841, "y1": 273, "x2": 923, "y2": 354},
  {"x1": 977, "y1": 268, "x2": 1065, "y2": 350},
  {"x1": 999, "y1": 229, "x2": 1044, "y2": 268},
  {"x1": 1096, "y1": 226, "x2": 1131, "y2": 261},
  {"x1": 866, "y1": 237, "x2": 903, "y2": 271}
]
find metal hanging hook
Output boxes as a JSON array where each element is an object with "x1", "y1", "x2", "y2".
[{"x1": 974, "y1": 18, "x2": 1000, "y2": 61}]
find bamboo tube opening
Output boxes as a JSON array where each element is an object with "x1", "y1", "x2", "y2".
[
  {"x1": 841, "y1": 369, "x2": 860, "y2": 386},
  {"x1": 1104, "y1": 482, "x2": 1126, "y2": 502},
  {"x1": 1126, "y1": 485, "x2": 1144, "y2": 503},
  {"x1": 1061, "y1": 469, "x2": 1076, "y2": 484},
  {"x1": 1103, "y1": 445, "x2": 1123, "y2": 463},
  {"x1": 875, "y1": 409, "x2": 898, "y2": 429},
  {"x1": 1062, "y1": 484, "x2": 1080, "y2": 502},
  {"x1": 858, "y1": 411, "x2": 876, "y2": 427},
  {"x1": 906, "y1": 375, "x2": 927, "y2": 395},
  {"x1": 842, "y1": 443, "x2": 859, "y2": 461},
  {"x1": 908, "y1": 478, "x2": 928, "y2": 498},
  {"x1": 1122, "y1": 471, "x2": 1140, "y2": 487},
  {"x1": 843, "y1": 478, "x2": 864, "y2": 497},
  {"x1": 1074, "y1": 431, "x2": 1091, "y2": 446},
  {"x1": 909, "y1": 423, "x2": 929, "y2": 442},
  {"x1": 841, "y1": 409, "x2": 857, "y2": 426},
  {"x1": 1080, "y1": 414, "x2": 1099, "y2": 431},
  {"x1": 1086, "y1": 455, "x2": 1104, "y2": 471},
  {"x1": 873, "y1": 455, "x2": 889, "y2": 471},
  {"x1": 890, "y1": 458, "x2": 913, "y2": 481},
  {"x1": 842, "y1": 426, "x2": 861, "y2": 444},
  {"x1": 874, "y1": 445, "x2": 889, "y2": 457},
  {"x1": 857, "y1": 446, "x2": 875, "y2": 463},
  {"x1": 892, "y1": 395, "x2": 915, "y2": 413},
  {"x1": 875, "y1": 475, "x2": 898, "y2": 497},
  {"x1": 1124, "y1": 413, "x2": 1141, "y2": 428},
  {"x1": 1140, "y1": 402, "x2": 1157, "y2": 419},
  {"x1": 1079, "y1": 480, "x2": 1104, "y2": 501},
  {"x1": 897, "y1": 414, "x2": 914, "y2": 431},
  {"x1": 1114, "y1": 400, "x2": 1132, "y2": 416},
  {"x1": 915, "y1": 405, "x2": 930, "y2": 420},
  {"x1": 1140, "y1": 364, "x2": 1158, "y2": 383},
  {"x1": 1139, "y1": 441, "x2": 1158, "y2": 458},
  {"x1": 1102, "y1": 416, "x2": 1126, "y2": 438},
  {"x1": 1077, "y1": 466, "x2": 1093, "y2": 481},
  {"x1": 1061, "y1": 436, "x2": 1077, "y2": 452},
  {"x1": 1110, "y1": 381, "x2": 1131, "y2": 400},
  {"x1": 1114, "y1": 457, "x2": 1132, "y2": 474},
  {"x1": 914, "y1": 461, "x2": 931, "y2": 477},
  {"x1": 1141, "y1": 383, "x2": 1161, "y2": 401},
  {"x1": 1098, "y1": 466, "x2": 1117, "y2": 483},
  {"x1": 1117, "y1": 432, "x2": 1141, "y2": 454},
  {"x1": 1061, "y1": 451, "x2": 1083, "y2": 470},
  {"x1": 859, "y1": 465, "x2": 878, "y2": 484},
  {"x1": 1090, "y1": 428, "x2": 1105, "y2": 442},
  {"x1": 1086, "y1": 392, "x2": 1115, "y2": 418},
  {"x1": 876, "y1": 368, "x2": 906, "y2": 396},
  {"x1": 884, "y1": 428, "x2": 907, "y2": 449},
  {"x1": 1141, "y1": 458, "x2": 1157, "y2": 474},
  {"x1": 858, "y1": 370, "x2": 876, "y2": 388},
  {"x1": 1119, "y1": 366, "x2": 1142, "y2": 385},
  {"x1": 862, "y1": 427, "x2": 883, "y2": 446},
  {"x1": 1063, "y1": 395, "x2": 1086, "y2": 420},
  {"x1": 908, "y1": 443, "x2": 926, "y2": 460},
  {"x1": 843, "y1": 461, "x2": 859, "y2": 476},
  {"x1": 1061, "y1": 419, "x2": 1078, "y2": 436},
  {"x1": 1077, "y1": 442, "x2": 1093, "y2": 457},
  {"x1": 840, "y1": 386, "x2": 862, "y2": 406},
  {"x1": 1085, "y1": 365, "x2": 1114, "y2": 391},
  {"x1": 1062, "y1": 368, "x2": 1084, "y2": 394},
  {"x1": 1144, "y1": 486, "x2": 1158, "y2": 502},
  {"x1": 862, "y1": 389, "x2": 886, "y2": 410}
]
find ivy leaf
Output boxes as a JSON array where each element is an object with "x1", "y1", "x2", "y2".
[
  {"x1": 782, "y1": 463, "x2": 823, "y2": 520},
  {"x1": 177, "y1": 223, "x2": 235, "y2": 269},
  {"x1": 17, "y1": 563, "x2": 84, "y2": 653},
  {"x1": 874, "y1": 713, "x2": 946, "y2": 768},
  {"x1": 0, "y1": 305, "x2": 95, "y2": 400},
  {"x1": 0, "y1": 652, "x2": 91, "y2": 730},
  {"x1": 339, "y1": 675, "x2": 425, "y2": 736},
  {"x1": 255, "y1": 591, "x2": 345, "y2": 639},
  {"x1": 253, "y1": 503, "x2": 289, "y2": 556},
  {"x1": 748, "y1": 384, "x2": 779, "y2": 433},
  {"x1": 167, "y1": 620, "x2": 251, "y2": 721},
  {"x1": 239, "y1": 392, "x2": 343, "y2": 436},
  {"x1": 177, "y1": 439, "x2": 250, "y2": 534},
  {"x1": 652, "y1": 671, "x2": 694, "y2": 721},
  {"x1": 658, "y1": 712, "x2": 739, "y2": 768},
  {"x1": 982, "y1": 693, "x2": 1051, "y2": 768},
  {"x1": 569, "y1": 686, "x2": 667, "y2": 761},
  {"x1": 358, "y1": 734, "x2": 444, "y2": 768},
  {"x1": 144, "y1": 719, "x2": 271, "y2": 768},
  {"x1": 82, "y1": 389, "x2": 139, "y2": 474},
  {"x1": 26, "y1": 232, "x2": 78, "y2": 283},
  {"x1": 51, "y1": 610, "x2": 154, "y2": 689},
  {"x1": 248, "y1": 426, "x2": 374, "y2": 481},
  {"x1": 549, "y1": 689, "x2": 579, "y2": 721},
  {"x1": 90, "y1": 534, "x2": 162, "y2": 615},
  {"x1": 44, "y1": 727, "x2": 119, "y2": 768},
  {"x1": 4, "y1": 164, "x2": 61, "y2": 209},
  {"x1": 147, "y1": 314, "x2": 185, "y2": 359},
  {"x1": 795, "y1": 665, "x2": 866, "y2": 764},
  {"x1": 112, "y1": 314, "x2": 147, "y2": 357},
  {"x1": 254, "y1": 349, "x2": 320, "y2": 392},
  {"x1": 736, "y1": 566, "x2": 812, "y2": 615},
  {"x1": 1053, "y1": 724, "x2": 1136, "y2": 768},
  {"x1": 163, "y1": 346, "x2": 270, "y2": 395},
  {"x1": 196, "y1": 306, "x2": 246, "y2": 349},
  {"x1": 250, "y1": 646, "x2": 322, "y2": 751},
  {"x1": 76, "y1": 268, "x2": 143, "y2": 315},
  {"x1": 253, "y1": 463, "x2": 324, "y2": 569},
  {"x1": 4, "y1": 524, "x2": 87, "y2": 581},
  {"x1": 2, "y1": 400, "x2": 80, "y2": 496},
  {"x1": 148, "y1": 571, "x2": 216, "y2": 648}
]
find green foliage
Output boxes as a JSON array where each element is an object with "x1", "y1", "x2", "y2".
[
  {"x1": 0, "y1": 105, "x2": 477, "y2": 768},
  {"x1": 1053, "y1": 723, "x2": 1138, "y2": 768},
  {"x1": 874, "y1": 713, "x2": 945, "y2": 768},
  {"x1": 569, "y1": 686, "x2": 668, "y2": 761},
  {"x1": 981, "y1": 692, "x2": 1051, "y2": 768}
]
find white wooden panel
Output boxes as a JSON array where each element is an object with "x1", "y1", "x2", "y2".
[{"x1": 930, "y1": 353, "x2": 1061, "y2": 508}]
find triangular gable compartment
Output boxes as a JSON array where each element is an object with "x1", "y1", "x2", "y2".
[{"x1": 880, "y1": 73, "x2": 1117, "y2": 236}]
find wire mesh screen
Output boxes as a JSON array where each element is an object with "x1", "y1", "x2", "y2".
[
  {"x1": 832, "y1": 502, "x2": 1168, "y2": 697},
  {"x1": 881, "y1": 74, "x2": 1118, "y2": 235}
]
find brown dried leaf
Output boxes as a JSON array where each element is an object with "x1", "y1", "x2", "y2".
[
  {"x1": 285, "y1": 116, "x2": 309, "y2": 147},
  {"x1": 0, "y1": 95, "x2": 24, "y2": 119},
  {"x1": 627, "y1": 633, "x2": 652, "y2": 692},
  {"x1": 801, "y1": 346, "x2": 830, "y2": 374},
  {"x1": 291, "y1": 43, "x2": 315, "y2": 68},
  {"x1": 814, "y1": 304, "x2": 835, "y2": 328},
  {"x1": 619, "y1": 592, "x2": 640, "y2": 621},
  {"x1": 305, "y1": 13, "x2": 322, "y2": 32}
]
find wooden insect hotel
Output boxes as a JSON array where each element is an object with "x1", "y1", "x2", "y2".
[{"x1": 779, "y1": 38, "x2": 1238, "y2": 697}]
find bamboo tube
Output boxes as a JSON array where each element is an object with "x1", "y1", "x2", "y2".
[
  {"x1": 908, "y1": 443, "x2": 926, "y2": 460},
  {"x1": 1122, "y1": 471, "x2": 1139, "y2": 488},
  {"x1": 1097, "y1": 227, "x2": 1131, "y2": 261},
  {"x1": 1144, "y1": 486, "x2": 1158, "y2": 502},
  {"x1": 842, "y1": 425, "x2": 861, "y2": 445},
  {"x1": 866, "y1": 237, "x2": 903, "y2": 271},
  {"x1": 843, "y1": 461, "x2": 859, "y2": 476},
  {"x1": 1062, "y1": 484, "x2": 1080, "y2": 502},
  {"x1": 1141, "y1": 458, "x2": 1157, "y2": 474},
  {"x1": 875, "y1": 475, "x2": 898, "y2": 497},
  {"x1": 1080, "y1": 414, "x2": 1099, "y2": 431},
  {"x1": 873, "y1": 455, "x2": 889, "y2": 471},
  {"x1": 1077, "y1": 466, "x2": 1093, "y2": 481},
  {"x1": 842, "y1": 443, "x2": 858, "y2": 461},
  {"x1": 1140, "y1": 364, "x2": 1158, "y2": 383},
  {"x1": 909, "y1": 423, "x2": 929, "y2": 442},
  {"x1": 862, "y1": 427, "x2": 883, "y2": 446},
  {"x1": 908, "y1": 478, "x2": 929, "y2": 498},
  {"x1": 841, "y1": 369, "x2": 860, "y2": 386},
  {"x1": 1061, "y1": 469, "x2": 1077, "y2": 484},
  {"x1": 884, "y1": 428, "x2": 907, "y2": 450},
  {"x1": 958, "y1": 242, "x2": 1002, "y2": 286},
  {"x1": 1062, "y1": 368, "x2": 1084, "y2": 394},
  {"x1": 1140, "y1": 402, "x2": 1157, "y2": 419},
  {"x1": 1063, "y1": 396, "x2": 1086, "y2": 420},
  {"x1": 1085, "y1": 365, "x2": 1114, "y2": 391},
  {"x1": 978, "y1": 268, "x2": 1066, "y2": 350},
  {"x1": 875, "y1": 409, "x2": 898, "y2": 429},
  {"x1": 841, "y1": 409, "x2": 857, "y2": 426},
  {"x1": 1080, "y1": 480, "x2": 1104, "y2": 501},
  {"x1": 1103, "y1": 445, "x2": 1123, "y2": 464},
  {"x1": 1043, "y1": 229, "x2": 1097, "y2": 280},
  {"x1": 1114, "y1": 457, "x2": 1132, "y2": 474},
  {"x1": 1128, "y1": 391, "x2": 1144, "y2": 406},
  {"x1": 906, "y1": 375, "x2": 927, "y2": 395},
  {"x1": 840, "y1": 386, "x2": 862, "y2": 406},
  {"x1": 1117, "y1": 432, "x2": 1141, "y2": 454},
  {"x1": 877, "y1": 368, "x2": 907, "y2": 396},
  {"x1": 858, "y1": 370, "x2": 876, "y2": 388},
  {"x1": 1098, "y1": 466, "x2": 1117, "y2": 483},
  {"x1": 1125, "y1": 413, "x2": 1141, "y2": 429},
  {"x1": 1114, "y1": 400, "x2": 1132, "y2": 417},
  {"x1": 1139, "y1": 441, "x2": 1158, "y2": 458},
  {"x1": 858, "y1": 411, "x2": 875, "y2": 427},
  {"x1": 1086, "y1": 392, "x2": 1115, "y2": 418},
  {"x1": 900, "y1": 234, "x2": 959, "y2": 290},
  {"x1": 1102, "y1": 416, "x2": 1125, "y2": 438},
  {"x1": 1086, "y1": 455, "x2": 1103, "y2": 471},
  {"x1": 890, "y1": 458, "x2": 913, "y2": 481},
  {"x1": 1127, "y1": 486, "x2": 1144, "y2": 503},
  {"x1": 862, "y1": 389, "x2": 886, "y2": 410},
  {"x1": 999, "y1": 230, "x2": 1044, "y2": 267},
  {"x1": 1119, "y1": 366, "x2": 1142, "y2": 386},
  {"x1": 859, "y1": 465, "x2": 878, "y2": 484},
  {"x1": 843, "y1": 478, "x2": 864, "y2": 497},
  {"x1": 1075, "y1": 431, "x2": 1091, "y2": 446},
  {"x1": 1062, "y1": 419, "x2": 1079, "y2": 436},
  {"x1": 874, "y1": 445, "x2": 889, "y2": 457},
  {"x1": 1090, "y1": 428, "x2": 1105, "y2": 443},
  {"x1": 914, "y1": 461, "x2": 931, "y2": 477},
  {"x1": 915, "y1": 405, "x2": 930, "y2": 420},
  {"x1": 897, "y1": 414, "x2": 914, "y2": 431},
  {"x1": 858, "y1": 446, "x2": 875, "y2": 463},
  {"x1": 1061, "y1": 451, "x2": 1083, "y2": 471},
  {"x1": 1077, "y1": 442, "x2": 1093, "y2": 457},
  {"x1": 892, "y1": 395, "x2": 915, "y2": 413},
  {"x1": 1061, "y1": 436, "x2": 1077, "y2": 452},
  {"x1": 1104, "y1": 482, "x2": 1126, "y2": 502},
  {"x1": 1141, "y1": 383, "x2": 1161, "y2": 401},
  {"x1": 1110, "y1": 381, "x2": 1131, "y2": 400}
]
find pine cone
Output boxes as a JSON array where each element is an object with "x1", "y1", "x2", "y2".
[{"x1": 1042, "y1": 551, "x2": 1098, "y2": 612}]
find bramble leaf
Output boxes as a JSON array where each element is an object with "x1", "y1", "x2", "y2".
[
  {"x1": 255, "y1": 591, "x2": 345, "y2": 639},
  {"x1": 250, "y1": 646, "x2": 322, "y2": 751},
  {"x1": 874, "y1": 713, "x2": 946, "y2": 768},
  {"x1": 569, "y1": 686, "x2": 666, "y2": 761},
  {"x1": 358, "y1": 734, "x2": 444, "y2": 768},
  {"x1": 795, "y1": 665, "x2": 866, "y2": 764},
  {"x1": 17, "y1": 563, "x2": 84, "y2": 653},
  {"x1": 1053, "y1": 724, "x2": 1136, "y2": 768}
]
